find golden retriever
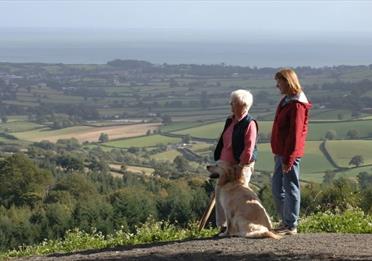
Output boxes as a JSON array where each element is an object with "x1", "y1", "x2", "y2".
[{"x1": 207, "y1": 164, "x2": 281, "y2": 239}]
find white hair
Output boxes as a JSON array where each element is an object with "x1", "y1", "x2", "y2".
[{"x1": 230, "y1": 89, "x2": 253, "y2": 112}]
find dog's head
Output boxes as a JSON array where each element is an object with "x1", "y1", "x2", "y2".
[{"x1": 206, "y1": 164, "x2": 244, "y2": 186}]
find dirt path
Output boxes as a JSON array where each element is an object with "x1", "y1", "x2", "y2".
[{"x1": 15, "y1": 234, "x2": 372, "y2": 260}]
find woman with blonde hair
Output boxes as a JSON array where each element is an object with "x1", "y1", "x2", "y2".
[{"x1": 271, "y1": 68, "x2": 312, "y2": 235}]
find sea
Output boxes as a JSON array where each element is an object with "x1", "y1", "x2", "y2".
[{"x1": 1, "y1": 28, "x2": 371, "y2": 67}]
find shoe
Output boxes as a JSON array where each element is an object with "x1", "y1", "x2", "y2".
[
  {"x1": 276, "y1": 226, "x2": 297, "y2": 235},
  {"x1": 273, "y1": 222, "x2": 286, "y2": 232},
  {"x1": 213, "y1": 226, "x2": 226, "y2": 237}
]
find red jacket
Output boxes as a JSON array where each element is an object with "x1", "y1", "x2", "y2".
[{"x1": 271, "y1": 93, "x2": 312, "y2": 168}]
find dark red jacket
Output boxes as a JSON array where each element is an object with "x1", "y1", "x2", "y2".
[{"x1": 271, "y1": 95, "x2": 312, "y2": 168}]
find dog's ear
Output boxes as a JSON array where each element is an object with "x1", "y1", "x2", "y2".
[{"x1": 207, "y1": 165, "x2": 219, "y2": 179}]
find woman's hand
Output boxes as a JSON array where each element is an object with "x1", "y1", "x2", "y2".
[{"x1": 282, "y1": 164, "x2": 292, "y2": 173}]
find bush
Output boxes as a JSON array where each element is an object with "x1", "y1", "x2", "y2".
[
  {"x1": 299, "y1": 209, "x2": 372, "y2": 233},
  {"x1": 1, "y1": 218, "x2": 217, "y2": 259}
]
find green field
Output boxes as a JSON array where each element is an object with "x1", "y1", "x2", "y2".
[
  {"x1": 0, "y1": 121, "x2": 44, "y2": 133},
  {"x1": 160, "y1": 122, "x2": 207, "y2": 133},
  {"x1": 189, "y1": 143, "x2": 213, "y2": 152},
  {"x1": 172, "y1": 122, "x2": 224, "y2": 139},
  {"x1": 104, "y1": 135, "x2": 181, "y2": 148},
  {"x1": 254, "y1": 141, "x2": 334, "y2": 174},
  {"x1": 310, "y1": 109, "x2": 352, "y2": 120},
  {"x1": 151, "y1": 149, "x2": 182, "y2": 161},
  {"x1": 308, "y1": 120, "x2": 372, "y2": 140},
  {"x1": 171, "y1": 119, "x2": 372, "y2": 141},
  {"x1": 325, "y1": 140, "x2": 372, "y2": 167},
  {"x1": 335, "y1": 165, "x2": 372, "y2": 180},
  {"x1": 12, "y1": 126, "x2": 93, "y2": 141}
]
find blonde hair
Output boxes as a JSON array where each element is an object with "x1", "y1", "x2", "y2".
[
  {"x1": 275, "y1": 68, "x2": 302, "y2": 95},
  {"x1": 230, "y1": 89, "x2": 253, "y2": 112}
]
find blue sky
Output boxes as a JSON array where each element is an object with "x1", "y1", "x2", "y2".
[{"x1": 0, "y1": 1, "x2": 371, "y2": 33}]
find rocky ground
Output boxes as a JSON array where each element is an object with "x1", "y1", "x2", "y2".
[{"x1": 15, "y1": 234, "x2": 372, "y2": 261}]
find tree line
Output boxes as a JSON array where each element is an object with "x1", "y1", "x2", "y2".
[{"x1": 0, "y1": 139, "x2": 372, "y2": 251}]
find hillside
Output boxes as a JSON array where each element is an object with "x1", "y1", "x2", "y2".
[{"x1": 14, "y1": 234, "x2": 372, "y2": 260}]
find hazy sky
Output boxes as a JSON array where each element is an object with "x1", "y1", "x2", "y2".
[{"x1": 1, "y1": 1, "x2": 371, "y2": 33}]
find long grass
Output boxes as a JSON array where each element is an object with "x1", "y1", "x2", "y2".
[
  {"x1": 0, "y1": 218, "x2": 217, "y2": 259},
  {"x1": 299, "y1": 209, "x2": 372, "y2": 233}
]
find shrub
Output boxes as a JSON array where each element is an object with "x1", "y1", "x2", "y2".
[
  {"x1": 1, "y1": 218, "x2": 217, "y2": 259},
  {"x1": 299, "y1": 209, "x2": 372, "y2": 233}
]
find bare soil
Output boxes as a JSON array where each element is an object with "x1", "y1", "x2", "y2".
[{"x1": 15, "y1": 233, "x2": 372, "y2": 261}]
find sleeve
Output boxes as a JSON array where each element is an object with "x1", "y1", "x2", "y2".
[
  {"x1": 239, "y1": 121, "x2": 257, "y2": 164},
  {"x1": 283, "y1": 103, "x2": 306, "y2": 168}
]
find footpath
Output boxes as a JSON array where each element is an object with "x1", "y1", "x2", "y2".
[{"x1": 15, "y1": 233, "x2": 372, "y2": 261}]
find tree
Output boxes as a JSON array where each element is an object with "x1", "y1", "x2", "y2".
[
  {"x1": 1, "y1": 115, "x2": 8, "y2": 123},
  {"x1": 200, "y1": 91, "x2": 210, "y2": 109},
  {"x1": 346, "y1": 129, "x2": 359, "y2": 139},
  {"x1": 349, "y1": 155, "x2": 364, "y2": 168},
  {"x1": 99, "y1": 133, "x2": 109, "y2": 143},
  {"x1": 323, "y1": 170, "x2": 337, "y2": 184},
  {"x1": 173, "y1": 155, "x2": 190, "y2": 172},
  {"x1": 325, "y1": 130, "x2": 337, "y2": 140},
  {"x1": 55, "y1": 154, "x2": 84, "y2": 172},
  {"x1": 357, "y1": 172, "x2": 372, "y2": 190},
  {"x1": 182, "y1": 135, "x2": 191, "y2": 144},
  {"x1": 110, "y1": 187, "x2": 157, "y2": 230},
  {"x1": 0, "y1": 153, "x2": 53, "y2": 207},
  {"x1": 318, "y1": 177, "x2": 360, "y2": 212},
  {"x1": 161, "y1": 114, "x2": 172, "y2": 125}
]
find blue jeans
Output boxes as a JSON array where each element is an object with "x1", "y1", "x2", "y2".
[{"x1": 271, "y1": 155, "x2": 301, "y2": 229}]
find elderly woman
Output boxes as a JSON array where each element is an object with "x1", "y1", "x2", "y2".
[
  {"x1": 213, "y1": 89, "x2": 258, "y2": 235},
  {"x1": 271, "y1": 69, "x2": 312, "y2": 235}
]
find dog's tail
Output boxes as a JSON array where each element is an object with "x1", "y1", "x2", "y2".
[
  {"x1": 263, "y1": 230, "x2": 282, "y2": 240},
  {"x1": 244, "y1": 229, "x2": 282, "y2": 240}
]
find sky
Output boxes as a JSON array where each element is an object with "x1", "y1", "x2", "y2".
[
  {"x1": 0, "y1": 1, "x2": 371, "y2": 34},
  {"x1": 0, "y1": 1, "x2": 371, "y2": 66}
]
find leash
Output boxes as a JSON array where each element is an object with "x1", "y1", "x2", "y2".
[{"x1": 198, "y1": 191, "x2": 216, "y2": 231}]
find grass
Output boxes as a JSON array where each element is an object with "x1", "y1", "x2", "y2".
[
  {"x1": 335, "y1": 166, "x2": 372, "y2": 179},
  {"x1": 160, "y1": 122, "x2": 207, "y2": 133},
  {"x1": 12, "y1": 126, "x2": 92, "y2": 141},
  {"x1": 310, "y1": 109, "x2": 352, "y2": 120},
  {"x1": 12, "y1": 123, "x2": 161, "y2": 143},
  {"x1": 172, "y1": 122, "x2": 224, "y2": 139},
  {"x1": 151, "y1": 149, "x2": 182, "y2": 161},
  {"x1": 326, "y1": 140, "x2": 372, "y2": 167},
  {"x1": 0, "y1": 121, "x2": 44, "y2": 133},
  {"x1": 172, "y1": 119, "x2": 372, "y2": 141},
  {"x1": 0, "y1": 219, "x2": 216, "y2": 259},
  {"x1": 299, "y1": 209, "x2": 372, "y2": 233},
  {"x1": 104, "y1": 135, "x2": 181, "y2": 148},
  {"x1": 189, "y1": 143, "x2": 213, "y2": 152},
  {"x1": 6, "y1": 115, "x2": 28, "y2": 122},
  {"x1": 308, "y1": 120, "x2": 372, "y2": 140},
  {"x1": 255, "y1": 142, "x2": 333, "y2": 172},
  {"x1": 109, "y1": 164, "x2": 154, "y2": 176},
  {"x1": 254, "y1": 141, "x2": 335, "y2": 183},
  {"x1": 2, "y1": 210, "x2": 371, "y2": 259}
]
